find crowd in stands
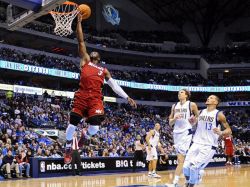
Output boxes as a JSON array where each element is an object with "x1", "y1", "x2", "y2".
[
  {"x1": 1, "y1": 47, "x2": 249, "y2": 87},
  {"x1": 0, "y1": 92, "x2": 249, "y2": 177},
  {"x1": 0, "y1": 48, "x2": 79, "y2": 72},
  {"x1": 203, "y1": 45, "x2": 250, "y2": 64}
]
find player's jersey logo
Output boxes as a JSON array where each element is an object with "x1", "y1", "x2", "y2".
[{"x1": 95, "y1": 109, "x2": 102, "y2": 114}]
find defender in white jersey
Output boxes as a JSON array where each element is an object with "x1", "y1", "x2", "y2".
[
  {"x1": 169, "y1": 89, "x2": 199, "y2": 186},
  {"x1": 146, "y1": 123, "x2": 165, "y2": 178},
  {"x1": 183, "y1": 95, "x2": 232, "y2": 187}
]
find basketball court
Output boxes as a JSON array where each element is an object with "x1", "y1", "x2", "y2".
[
  {"x1": 0, "y1": 165, "x2": 249, "y2": 187},
  {"x1": 0, "y1": 1, "x2": 249, "y2": 187}
]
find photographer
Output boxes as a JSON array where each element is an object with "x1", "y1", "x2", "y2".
[{"x1": 1, "y1": 149, "x2": 20, "y2": 178}]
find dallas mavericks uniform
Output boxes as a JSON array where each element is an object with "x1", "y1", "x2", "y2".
[
  {"x1": 173, "y1": 101, "x2": 193, "y2": 155},
  {"x1": 183, "y1": 109, "x2": 221, "y2": 185},
  {"x1": 146, "y1": 130, "x2": 160, "y2": 161}
]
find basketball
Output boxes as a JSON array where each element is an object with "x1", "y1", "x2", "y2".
[{"x1": 78, "y1": 4, "x2": 91, "y2": 19}]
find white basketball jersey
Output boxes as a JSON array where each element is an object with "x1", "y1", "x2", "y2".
[
  {"x1": 173, "y1": 101, "x2": 192, "y2": 133},
  {"x1": 193, "y1": 109, "x2": 221, "y2": 147},
  {"x1": 149, "y1": 130, "x2": 160, "y2": 147}
]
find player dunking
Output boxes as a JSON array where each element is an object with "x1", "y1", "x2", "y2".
[
  {"x1": 64, "y1": 14, "x2": 137, "y2": 164},
  {"x1": 168, "y1": 89, "x2": 199, "y2": 186},
  {"x1": 183, "y1": 95, "x2": 232, "y2": 187}
]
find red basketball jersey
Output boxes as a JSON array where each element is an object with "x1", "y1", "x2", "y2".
[
  {"x1": 224, "y1": 136, "x2": 233, "y2": 147},
  {"x1": 79, "y1": 62, "x2": 106, "y2": 94}
]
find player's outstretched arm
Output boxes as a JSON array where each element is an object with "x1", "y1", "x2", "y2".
[
  {"x1": 105, "y1": 69, "x2": 137, "y2": 108},
  {"x1": 213, "y1": 112, "x2": 232, "y2": 136},
  {"x1": 76, "y1": 14, "x2": 90, "y2": 68}
]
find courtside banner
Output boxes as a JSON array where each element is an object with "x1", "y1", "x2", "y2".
[
  {"x1": 31, "y1": 157, "x2": 146, "y2": 177},
  {"x1": 31, "y1": 155, "x2": 226, "y2": 178}
]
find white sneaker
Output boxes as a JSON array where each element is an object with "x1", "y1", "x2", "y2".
[
  {"x1": 148, "y1": 173, "x2": 152, "y2": 177},
  {"x1": 151, "y1": 173, "x2": 161, "y2": 178},
  {"x1": 173, "y1": 179, "x2": 179, "y2": 185}
]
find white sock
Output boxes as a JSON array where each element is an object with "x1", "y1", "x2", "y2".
[
  {"x1": 152, "y1": 170, "x2": 156, "y2": 174},
  {"x1": 174, "y1": 175, "x2": 179, "y2": 183},
  {"x1": 148, "y1": 171, "x2": 152, "y2": 174},
  {"x1": 66, "y1": 124, "x2": 76, "y2": 143}
]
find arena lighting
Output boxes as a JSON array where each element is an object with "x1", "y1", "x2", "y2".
[{"x1": 224, "y1": 69, "x2": 230, "y2": 73}]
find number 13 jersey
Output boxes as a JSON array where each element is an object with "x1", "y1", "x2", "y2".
[{"x1": 193, "y1": 109, "x2": 221, "y2": 147}]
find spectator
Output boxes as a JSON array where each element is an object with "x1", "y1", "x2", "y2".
[
  {"x1": 109, "y1": 148, "x2": 119, "y2": 157},
  {"x1": 16, "y1": 150, "x2": 31, "y2": 178},
  {"x1": 1, "y1": 149, "x2": 20, "y2": 178}
]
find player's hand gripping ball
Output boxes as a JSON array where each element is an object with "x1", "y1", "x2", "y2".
[{"x1": 78, "y1": 4, "x2": 91, "y2": 20}]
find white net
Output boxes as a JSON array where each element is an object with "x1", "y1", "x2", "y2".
[{"x1": 50, "y1": 2, "x2": 78, "y2": 37}]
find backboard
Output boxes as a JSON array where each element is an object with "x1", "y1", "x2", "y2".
[{"x1": 1, "y1": 0, "x2": 66, "y2": 31}]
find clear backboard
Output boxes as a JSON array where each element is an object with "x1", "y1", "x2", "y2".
[{"x1": 1, "y1": 0, "x2": 66, "y2": 30}]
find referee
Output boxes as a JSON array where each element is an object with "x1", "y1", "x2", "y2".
[
  {"x1": 71, "y1": 132, "x2": 82, "y2": 176},
  {"x1": 133, "y1": 135, "x2": 144, "y2": 172}
]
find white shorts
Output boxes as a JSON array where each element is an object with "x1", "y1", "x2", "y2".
[
  {"x1": 184, "y1": 142, "x2": 216, "y2": 169},
  {"x1": 173, "y1": 129, "x2": 193, "y2": 155},
  {"x1": 146, "y1": 147, "x2": 158, "y2": 161}
]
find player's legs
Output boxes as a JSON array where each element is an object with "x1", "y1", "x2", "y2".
[
  {"x1": 64, "y1": 111, "x2": 82, "y2": 164},
  {"x1": 173, "y1": 154, "x2": 185, "y2": 183},
  {"x1": 150, "y1": 147, "x2": 161, "y2": 178},
  {"x1": 225, "y1": 146, "x2": 234, "y2": 165},
  {"x1": 148, "y1": 161, "x2": 152, "y2": 176},
  {"x1": 174, "y1": 129, "x2": 193, "y2": 184},
  {"x1": 86, "y1": 96, "x2": 105, "y2": 133},
  {"x1": 183, "y1": 143, "x2": 200, "y2": 185},
  {"x1": 188, "y1": 145, "x2": 216, "y2": 186},
  {"x1": 146, "y1": 147, "x2": 153, "y2": 177},
  {"x1": 64, "y1": 92, "x2": 87, "y2": 164}
]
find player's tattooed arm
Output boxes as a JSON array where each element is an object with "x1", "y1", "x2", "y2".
[
  {"x1": 76, "y1": 14, "x2": 90, "y2": 68},
  {"x1": 213, "y1": 112, "x2": 232, "y2": 136}
]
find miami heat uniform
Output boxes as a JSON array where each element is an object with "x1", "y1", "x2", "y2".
[
  {"x1": 183, "y1": 109, "x2": 221, "y2": 185},
  {"x1": 224, "y1": 136, "x2": 234, "y2": 156},
  {"x1": 146, "y1": 130, "x2": 160, "y2": 161},
  {"x1": 72, "y1": 61, "x2": 106, "y2": 121},
  {"x1": 173, "y1": 101, "x2": 193, "y2": 155}
]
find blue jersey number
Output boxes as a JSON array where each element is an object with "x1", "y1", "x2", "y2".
[{"x1": 206, "y1": 123, "x2": 212, "y2": 130}]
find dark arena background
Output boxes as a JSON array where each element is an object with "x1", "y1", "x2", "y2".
[{"x1": 0, "y1": 0, "x2": 249, "y2": 187}]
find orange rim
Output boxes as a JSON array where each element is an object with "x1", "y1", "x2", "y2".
[{"x1": 50, "y1": 1, "x2": 78, "y2": 15}]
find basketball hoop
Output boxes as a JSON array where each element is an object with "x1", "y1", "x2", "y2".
[{"x1": 50, "y1": 1, "x2": 78, "y2": 37}]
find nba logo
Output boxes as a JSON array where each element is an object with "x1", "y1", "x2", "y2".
[{"x1": 40, "y1": 161, "x2": 46, "y2": 173}]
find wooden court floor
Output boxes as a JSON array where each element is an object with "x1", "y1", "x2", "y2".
[{"x1": 0, "y1": 165, "x2": 249, "y2": 187}]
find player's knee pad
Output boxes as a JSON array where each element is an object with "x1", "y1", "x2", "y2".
[
  {"x1": 86, "y1": 115, "x2": 105, "y2": 126},
  {"x1": 70, "y1": 112, "x2": 82, "y2": 126}
]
